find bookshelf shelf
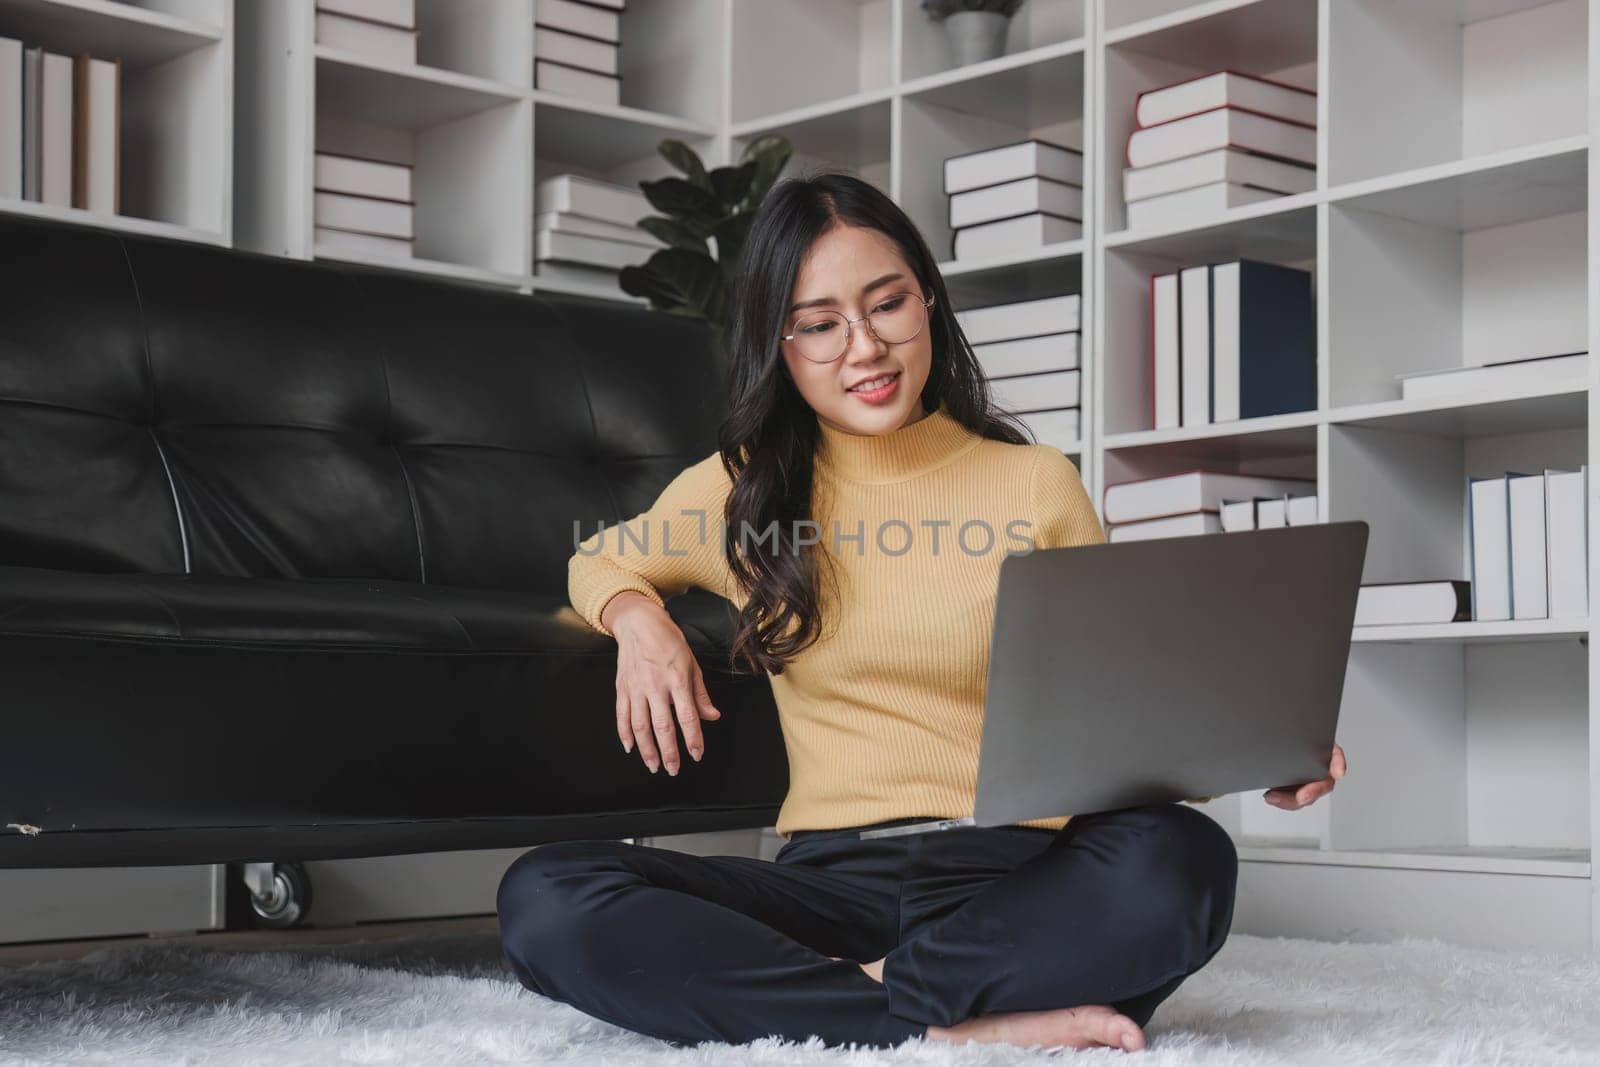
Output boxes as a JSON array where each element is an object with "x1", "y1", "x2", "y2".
[
  {"x1": 1234, "y1": 838, "x2": 1591, "y2": 879},
  {"x1": 0, "y1": 194, "x2": 226, "y2": 242},
  {"x1": 312, "y1": 242, "x2": 529, "y2": 290},
  {"x1": 1351, "y1": 618, "x2": 1589, "y2": 645},
  {"x1": 1102, "y1": 0, "x2": 1289, "y2": 43},
  {"x1": 314, "y1": 48, "x2": 525, "y2": 128},
  {"x1": 0, "y1": 0, "x2": 224, "y2": 65},
  {"x1": 898, "y1": 37, "x2": 1087, "y2": 99},
  {"x1": 530, "y1": 92, "x2": 717, "y2": 140},
  {"x1": 1103, "y1": 410, "x2": 1321, "y2": 452},
  {"x1": 1328, "y1": 384, "x2": 1588, "y2": 436}
]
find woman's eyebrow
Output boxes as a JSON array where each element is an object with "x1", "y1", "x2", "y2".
[{"x1": 788, "y1": 272, "x2": 905, "y2": 314}]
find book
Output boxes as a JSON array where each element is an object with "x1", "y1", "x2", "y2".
[
  {"x1": 535, "y1": 210, "x2": 661, "y2": 247},
  {"x1": 39, "y1": 50, "x2": 72, "y2": 207},
  {"x1": 1287, "y1": 494, "x2": 1319, "y2": 526},
  {"x1": 1219, "y1": 499, "x2": 1256, "y2": 532},
  {"x1": 955, "y1": 294, "x2": 1080, "y2": 344},
  {"x1": 1018, "y1": 408, "x2": 1080, "y2": 451},
  {"x1": 536, "y1": 173, "x2": 650, "y2": 226},
  {"x1": 1151, "y1": 271, "x2": 1180, "y2": 429},
  {"x1": 1124, "y1": 146, "x2": 1315, "y2": 203},
  {"x1": 1125, "y1": 180, "x2": 1283, "y2": 230},
  {"x1": 535, "y1": 26, "x2": 618, "y2": 75},
  {"x1": 0, "y1": 37, "x2": 20, "y2": 199},
  {"x1": 316, "y1": 0, "x2": 416, "y2": 28},
  {"x1": 989, "y1": 370, "x2": 1080, "y2": 414},
  {"x1": 1545, "y1": 467, "x2": 1588, "y2": 619},
  {"x1": 315, "y1": 11, "x2": 417, "y2": 65},
  {"x1": 313, "y1": 190, "x2": 414, "y2": 238},
  {"x1": 952, "y1": 212, "x2": 1081, "y2": 260},
  {"x1": 1396, "y1": 352, "x2": 1587, "y2": 401},
  {"x1": 536, "y1": 0, "x2": 621, "y2": 42},
  {"x1": 72, "y1": 54, "x2": 119, "y2": 214},
  {"x1": 21, "y1": 46, "x2": 40, "y2": 201},
  {"x1": 972, "y1": 332, "x2": 1078, "y2": 379},
  {"x1": 314, "y1": 151, "x2": 412, "y2": 202},
  {"x1": 535, "y1": 59, "x2": 620, "y2": 106},
  {"x1": 1211, "y1": 259, "x2": 1316, "y2": 422},
  {"x1": 948, "y1": 176, "x2": 1083, "y2": 229},
  {"x1": 1135, "y1": 70, "x2": 1317, "y2": 128},
  {"x1": 1468, "y1": 473, "x2": 1515, "y2": 621},
  {"x1": 1354, "y1": 581, "x2": 1472, "y2": 627},
  {"x1": 315, "y1": 224, "x2": 414, "y2": 261},
  {"x1": 1509, "y1": 473, "x2": 1549, "y2": 619},
  {"x1": 1257, "y1": 497, "x2": 1287, "y2": 528},
  {"x1": 533, "y1": 260, "x2": 623, "y2": 291},
  {"x1": 1104, "y1": 471, "x2": 1317, "y2": 525},
  {"x1": 1126, "y1": 106, "x2": 1316, "y2": 168},
  {"x1": 1110, "y1": 512, "x2": 1223, "y2": 542},
  {"x1": 535, "y1": 227, "x2": 649, "y2": 270},
  {"x1": 944, "y1": 139, "x2": 1084, "y2": 194},
  {"x1": 1179, "y1": 264, "x2": 1210, "y2": 427}
]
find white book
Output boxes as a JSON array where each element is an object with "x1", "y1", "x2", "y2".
[
  {"x1": 534, "y1": 260, "x2": 622, "y2": 291},
  {"x1": 316, "y1": 0, "x2": 415, "y2": 28},
  {"x1": 1136, "y1": 70, "x2": 1317, "y2": 129},
  {"x1": 1219, "y1": 499, "x2": 1256, "y2": 532},
  {"x1": 535, "y1": 59, "x2": 619, "y2": 106},
  {"x1": 1509, "y1": 473, "x2": 1549, "y2": 619},
  {"x1": 314, "y1": 152, "x2": 412, "y2": 202},
  {"x1": 1210, "y1": 261, "x2": 1240, "y2": 423},
  {"x1": 1104, "y1": 471, "x2": 1317, "y2": 525},
  {"x1": 1018, "y1": 408, "x2": 1080, "y2": 451},
  {"x1": 315, "y1": 11, "x2": 417, "y2": 65},
  {"x1": 973, "y1": 332, "x2": 1078, "y2": 379},
  {"x1": 1124, "y1": 147, "x2": 1315, "y2": 203},
  {"x1": 21, "y1": 46, "x2": 40, "y2": 201},
  {"x1": 1126, "y1": 107, "x2": 1317, "y2": 169},
  {"x1": 315, "y1": 225, "x2": 414, "y2": 261},
  {"x1": 39, "y1": 51, "x2": 72, "y2": 207},
  {"x1": 1354, "y1": 581, "x2": 1472, "y2": 627},
  {"x1": 536, "y1": 227, "x2": 649, "y2": 270},
  {"x1": 1152, "y1": 272, "x2": 1181, "y2": 430},
  {"x1": 948, "y1": 177, "x2": 1083, "y2": 229},
  {"x1": 1127, "y1": 181, "x2": 1282, "y2": 230},
  {"x1": 78, "y1": 56, "x2": 118, "y2": 214},
  {"x1": 313, "y1": 190, "x2": 414, "y2": 238},
  {"x1": 944, "y1": 139, "x2": 1084, "y2": 194},
  {"x1": 1110, "y1": 512, "x2": 1223, "y2": 542},
  {"x1": 1287, "y1": 494, "x2": 1319, "y2": 526},
  {"x1": 535, "y1": 210, "x2": 660, "y2": 247},
  {"x1": 1545, "y1": 467, "x2": 1587, "y2": 619},
  {"x1": 0, "y1": 37, "x2": 20, "y2": 199},
  {"x1": 953, "y1": 213, "x2": 1081, "y2": 260},
  {"x1": 535, "y1": 27, "x2": 618, "y2": 75},
  {"x1": 1179, "y1": 264, "x2": 1211, "y2": 427},
  {"x1": 536, "y1": 0, "x2": 620, "y2": 42},
  {"x1": 1397, "y1": 352, "x2": 1588, "y2": 402},
  {"x1": 1257, "y1": 497, "x2": 1287, "y2": 528},
  {"x1": 1469, "y1": 474, "x2": 1514, "y2": 621},
  {"x1": 956, "y1": 294, "x2": 1080, "y2": 344},
  {"x1": 989, "y1": 370, "x2": 1080, "y2": 414},
  {"x1": 537, "y1": 173, "x2": 650, "y2": 227}
]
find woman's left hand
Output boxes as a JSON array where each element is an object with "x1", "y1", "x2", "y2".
[{"x1": 1263, "y1": 743, "x2": 1346, "y2": 810}]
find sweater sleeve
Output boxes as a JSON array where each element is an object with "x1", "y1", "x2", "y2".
[
  {"x1": 1029, "y1": 446, "x2": 1214, "y2": 805},
  {"x1": 568, "y1": 450, "x2": 737, "y2": 638}
]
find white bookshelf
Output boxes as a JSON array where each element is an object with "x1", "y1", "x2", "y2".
[{"x1": 0, "y1": 0, "x2": 1595, "y2": 954}]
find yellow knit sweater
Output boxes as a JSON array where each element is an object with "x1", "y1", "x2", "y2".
[{"x1": 567, "y1": 400, "x2": 1108, "y2": 839}]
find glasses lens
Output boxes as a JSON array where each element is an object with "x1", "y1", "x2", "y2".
[
  {"x1": 868, "y1": 292, "x2": 927, "y2": 344},
  {"x1": 792, "y1": 311, "x2": 849, "y2": 363}
]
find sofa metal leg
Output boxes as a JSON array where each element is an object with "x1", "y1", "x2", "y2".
[{"x1": 239, "y1": 861, "x2": 313, "y2": 928}]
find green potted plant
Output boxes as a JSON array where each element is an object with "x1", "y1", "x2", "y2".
[
  {"x1": 620, "y1": 135, "x2": 792, "y2": 347},
  {"x1": 921, "y1": 0, "x2": 1027, "y2": 66}
]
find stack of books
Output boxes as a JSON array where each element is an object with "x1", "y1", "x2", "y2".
[
  {"x1": 1467, "y1": 467, "x2": 1589, "y2": 622},
  {"x1": 954, "y1": 294, "x2": 1081, "y2": 450},
  {"x1": 1396, "y1": 352, "x2": 1588, "y2": 402},
  {"x1": 1103, "y1": 470, "x2": 1317, "y2": 543},
  {"x1": 313, "y1": 150, "x2": 416, "y2": 261},
  {"x1": 534, "y1": 173, "x2": 660, "y2": 288},
  {"x1": 1124, "y1": 70, "x2": 1316, "y2": 231},
  {"x1": 1219, "y1": 492, "x2": 1320, "y2": 532},
  {"x1": 315, "y1": 0, "x2": 418, "y2": 66},
  {"x1": 535, "y1": 0, "x2": 624, "y2": 107},
  {"x1": 1149, "y1": 258, "x2": 1314, "y2": 430},
  {"x1": 943, "y1": 140, "x2": 1084, "y2": 262},
  {"x1": 0, "y1": 37, "x2": 119, "y2": 212}
]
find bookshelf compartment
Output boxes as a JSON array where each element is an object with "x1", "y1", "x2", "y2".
[
  {"x1": 1326, "y1": 0, "x2": 1587, "y2": 187},
  {"x1": 941, "y1": 249, "x2": 1082, "y2": 310},
  {"x1": 731, "y1": 99, "x2": 892, "y2": 196},
  {"x1": 1099, "y1": 0, "x2": 1318, "y2": 236},
  {"x1": 534, "y1": 105, "x2": 715, "y2": 183},
  {"x1": 610, "y1": 0, "x2": 723, "y2": 127},
  {"x1": 1100, "y1": 423, "x2": 1317, "y2": 497},
  {"x1": 900, "y1": 0, "x2": 1086, "y2": 83},
  {"x1": 730, "y1": 0, "x2": 894, "y2": 124},
  {"x1": 411, "y1": 0, "x2": 530, "y2": 87}
]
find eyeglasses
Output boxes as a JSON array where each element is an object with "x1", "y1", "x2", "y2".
[{"x1": 780, "y1": 291, "x2": 936, "y2": 364}]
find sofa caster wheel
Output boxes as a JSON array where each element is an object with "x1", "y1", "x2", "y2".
[{"x1": 240, "y1": 861, "x2": 313, "y2": 928}]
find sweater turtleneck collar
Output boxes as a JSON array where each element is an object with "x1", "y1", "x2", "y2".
[{"x1": 814, "y1": 399, "x2": 979, "y2": 485}]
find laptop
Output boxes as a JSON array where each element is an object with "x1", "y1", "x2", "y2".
[{"x1": 859, "y1": 521, "x2": 1369, "y2": 839}]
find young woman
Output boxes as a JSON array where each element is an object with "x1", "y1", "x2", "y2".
[{"x1": 497, "y1": 172, "x2": 1346, "y2": 1053}]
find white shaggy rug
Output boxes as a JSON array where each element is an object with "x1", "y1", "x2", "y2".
[{"x1": 0, "y1": 930, "x2": 1597, "y2": 1065}]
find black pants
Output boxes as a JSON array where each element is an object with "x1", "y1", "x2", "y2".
[{"x1": 496, "y1": 802, "x2": 1238, "y2": 1049}]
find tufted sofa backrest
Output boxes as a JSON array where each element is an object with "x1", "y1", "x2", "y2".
[{"x1": 0, "y1": 215, "x2": 728, "y2": 594}]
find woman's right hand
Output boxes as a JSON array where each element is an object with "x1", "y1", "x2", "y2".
[{"x1": 601, "y1": 591, "x2": 722, "y2": 775}]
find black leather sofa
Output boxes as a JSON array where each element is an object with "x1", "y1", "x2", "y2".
[{"x1": 0, "y1": 214, "x2": 787, "y2": 871}]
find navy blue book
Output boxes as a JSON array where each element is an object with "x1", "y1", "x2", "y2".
[{"x1": 1210, "y1": 258, "x2": 1315, "y2": 421}]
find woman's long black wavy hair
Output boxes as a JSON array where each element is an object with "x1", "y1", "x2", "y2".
[{"x1": 715, "y1": 171, "x2": 1035, "y2": 677}]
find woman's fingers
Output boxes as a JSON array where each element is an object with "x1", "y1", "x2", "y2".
[
  {"x1": 693, "y1": 667, "x2": 721, "y2": 723},
  {"x1": 670, "y1": 676, "x2": 704, "y2": 763},
  {"x1": 630, "y1": 690, "x2": 661, "y2": 773},
  {"x1": 616, "y1": 686, "x2": 633, "y2": 754},
  {"x1": 1331, "y1": 742, "x2": 1348, "y2": 780},
  {"x1": 647, "y1": 688, "x2": 682, "y2": 775}
]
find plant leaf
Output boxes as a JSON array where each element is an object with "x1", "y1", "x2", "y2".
[
  {"x1": 638, "y1": 215, "x2": 710, "y2": 252},
  {"x1": 639, "y1": 176, "x2": 722, "y2": 222},
  {"x1": 740, "y1": 135, "x2": 793, "y2": 209},
  {"x1": 711, "y1": 212, "x2": 753, "y2": 276},
  {"x1": 621, "y1": 248, "x2": 724, "y2": 318},
  {"x1": 708, "y1": 161, "x2": 758, "y2": 210},
  {"x1": 657, "y1": 139, "x2": 712, "y2": 191}
]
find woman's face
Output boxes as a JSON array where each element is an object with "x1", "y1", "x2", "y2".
[{"x1": 779, "y1": 223, "x2": 934, "y2": 437}]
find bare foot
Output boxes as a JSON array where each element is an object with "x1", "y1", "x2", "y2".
[{"x1": 927, "y1": 1004, "x2": 1146, "y2": 1052}]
